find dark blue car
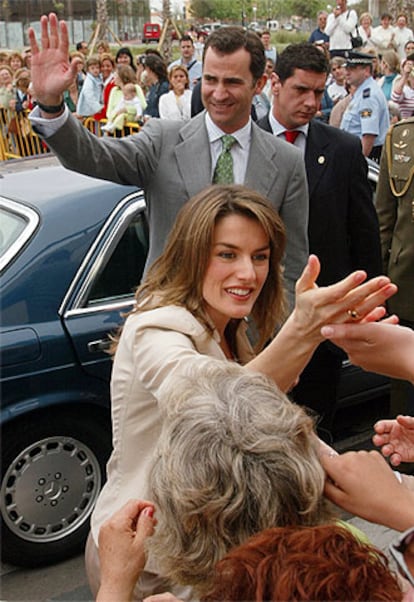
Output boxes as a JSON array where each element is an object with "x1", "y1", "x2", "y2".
[{"x1": 1, "y1": 156, "x2": 148, "y2": 567}]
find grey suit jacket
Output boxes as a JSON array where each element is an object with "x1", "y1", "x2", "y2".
[{"x1": 45, "y1": 111, "x2": 309, "y2": 303}]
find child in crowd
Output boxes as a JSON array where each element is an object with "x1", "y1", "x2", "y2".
[
  {"x1": 76, "y1": 55, "x2": 103, "y2": 118},
  {"x1": 102, "y1": 82, "x2": 143, "y2": 132}
]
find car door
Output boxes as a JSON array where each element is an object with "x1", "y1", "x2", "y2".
[{"x1": 61, "y1": 192, "x2": 148, "y2": 382}]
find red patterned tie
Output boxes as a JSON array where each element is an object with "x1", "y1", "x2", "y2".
[{"x1": 284, "y1": 130, "x2": 300, "y2": 144}]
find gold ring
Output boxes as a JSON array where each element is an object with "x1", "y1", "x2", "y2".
[{"x1": 347, "y1": 309, "x2": 360, "y2": 319}]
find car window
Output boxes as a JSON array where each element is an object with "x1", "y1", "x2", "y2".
[
  {"x1": 0, "y1": 199, "x2": 39, "y2": 273},
  {"x1": 86, "y1": 212, "x2": 148, "y2": 305}
]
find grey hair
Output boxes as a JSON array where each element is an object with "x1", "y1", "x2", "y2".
[{"x1": 148, "y1": 359, "x2": 332, "y2": 594}]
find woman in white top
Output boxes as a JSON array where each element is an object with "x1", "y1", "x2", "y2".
[
  {"x1": 159, "y1": 65, "x2": 192, "y2": 121},
  {"x1": 85, "y1": 185, "x2": 396, "y2": 600}
]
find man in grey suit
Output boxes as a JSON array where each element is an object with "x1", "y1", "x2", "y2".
[{"x1": 29, "y1": 15, "x2": 308, "y2": 304}]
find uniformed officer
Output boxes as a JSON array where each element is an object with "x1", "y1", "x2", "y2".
[
  {"x1": 376, "y1": 117, "x2": 414, "y2": 415},
  {"x1": 340, "y1": 50, "x2": 390, "y2": 161}
]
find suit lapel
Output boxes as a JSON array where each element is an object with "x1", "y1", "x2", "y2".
[
  {"x1": 305, "y1": 121, "x2": 331, "y2": 197},
  {"x1": 174, "y1": 112, "x2": 212, "y2": 198},
  {"x1": 245, "y1": 122, "x2": 281, "y2": 197}
]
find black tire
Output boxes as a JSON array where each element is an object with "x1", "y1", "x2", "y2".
[{"x1": 0, "y1": 409, "x2": 112, "y2": 567}]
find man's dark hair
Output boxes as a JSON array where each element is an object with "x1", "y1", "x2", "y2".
[
  {"x1": 275, "y1": 43, "x2": 329, "y2": 83},
  {"x1": 180, "y1": 34, "x2": 194, "y2": 46},
  {"x1": 203, "y1": 26, "x2": 265, "y2": 82},
  {"x1": 76, "y1": 40, "x2": 87, "y2": 51}
]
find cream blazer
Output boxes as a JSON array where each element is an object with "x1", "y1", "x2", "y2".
[{"x1": 91, "y1": 305, "x2": 254, "y2": 544}]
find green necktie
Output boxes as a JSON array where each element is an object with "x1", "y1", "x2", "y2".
[{"x1": 213, "y1": 135, "x2": 236, "y2": 184}]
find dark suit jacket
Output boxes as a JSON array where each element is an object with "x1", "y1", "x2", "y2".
[{"x1": 257, "y1": 116, "x2": 382, "y2": 285}]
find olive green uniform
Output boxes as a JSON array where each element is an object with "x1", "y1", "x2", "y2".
[{"x1": 376, "y1": 118, "x2": 414, "y2": 414}]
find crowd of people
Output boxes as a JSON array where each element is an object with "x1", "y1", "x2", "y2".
[{"x1": 2, "y1": 8, "x2": 414, "y2": 600}]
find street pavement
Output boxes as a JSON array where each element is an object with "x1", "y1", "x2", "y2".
[{"x1": 0, "y1": 516, "x2": 401, "y2": 601}]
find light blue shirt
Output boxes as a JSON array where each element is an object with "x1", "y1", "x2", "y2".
[
  {"x1": 205, "y1": 113, "x2": 252, "y2": 184},
  {"x1": 340, "y1": 76, "x2": 390, "y2": 146}
]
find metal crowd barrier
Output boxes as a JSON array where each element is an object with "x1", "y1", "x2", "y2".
[{"x1": 0, "y1": 111, "x2": 141, "y2": 161}]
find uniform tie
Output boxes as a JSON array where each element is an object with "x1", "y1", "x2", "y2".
[
  {"x1": 284, "y1": 130, "x2": 300, "y2": 144},
  {"x1": 213, "y1": 135, "x2": 236, "y2": 184}
]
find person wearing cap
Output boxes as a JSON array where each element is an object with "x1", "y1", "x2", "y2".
[
  {"x1": 325, "y1": 0, "x2": 357, "y2": 56},
  {"x1": 371, "y1": 13, "x2": 396, "y2": 55},
  {"x1": 340, "y1": 50, "x2": 390, "y2": 160},
  {"x1": 257, "y1": 43, "x2": 382, "y2": 434}
]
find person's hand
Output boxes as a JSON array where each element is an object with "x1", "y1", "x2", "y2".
[
  {"x1": 320, "y1": 320, "x2": 414, "y2": 383},
  {"x1": 373, "y1": 415, "x2": 414, "y2": 466},
  {"x1": 321, "y1": 450, "x2": 414, "y2": 531},
  {"x1": 28, "y1": 13, "x2": 80, "y2": 105},
  {"x1": 96, "y1": 499, "x2": 156, "y2": 602},
  {"x1": 291, "y1": 255, "x2": 397, "y2": 346}
]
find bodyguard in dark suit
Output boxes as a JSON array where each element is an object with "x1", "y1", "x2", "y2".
[{"x1": 258, "y1": 43, "x2": 382, "y2": 432}]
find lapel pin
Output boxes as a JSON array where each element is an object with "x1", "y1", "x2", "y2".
[{"x1": 318, "y1": 155, "x2": 325, "y2": 164}]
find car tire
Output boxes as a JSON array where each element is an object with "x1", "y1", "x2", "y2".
[{"x1": 0, "y1": 410, "x2": 112, "y2": 567}]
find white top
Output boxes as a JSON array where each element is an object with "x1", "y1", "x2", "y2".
[
  {"x1": 159, "y1": 89, "x2": 192, "y2": 121},
  {"x1": 394, "y1": 26, "x2": 414, "y2": 58},
  {"x1": 90, "y1": 305, "x2": 253, "y2": 545},
  {"x1": 326, "y1": 9, "x2": 358, "y2": 50},
  {"x1": 371, "y1": 25, "x2": 396, "y2": 51}
]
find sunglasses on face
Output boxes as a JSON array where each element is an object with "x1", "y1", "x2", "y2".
[{"x1": 389, "y1": 527, "x2": 414, "y2": 587}]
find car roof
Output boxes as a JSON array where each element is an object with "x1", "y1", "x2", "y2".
[{"x1": 0, "y1": 155, "x2": 139, "y2": 220}]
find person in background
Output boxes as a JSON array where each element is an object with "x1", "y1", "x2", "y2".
[
  {"x1": 63, "y1": 79, "x2": 81, "y2": 117},
  {"x1": 308, "y1": 11, "x2": 330, "y2": 47},
  {"x1": 22, "y1": 48, "x2": 32, "y2": 70},
  {"x1": 106, "y1": 64, "x2": 146, "y2": 131},
  {"x1": 327, "y1": 56, "x2": 348, "y2": 103},
  {"x1": 96, "y1": 40, "x2": 111, "y2": 57},
  {"x1": 371, "y1": 13, "x2": 397, "y2": 56},
  {"x1": 70, "y1": 50, "x2": 86, "y2": 92},
  {"x1": 168, "y1": 35, "x2": 202, "y2": 90},
  {"x1": 102, "y1": 82, "x2": 143, "y2": 132},
  {"x1": 325, "y1": 0, "x2": 357, "y2": 56},
  {"x1": 194, "y1": 31, "x2": 206, "y2": 62},
  {"x1": 391, "y1": 52, "x2": 414, "y2": 118},
  {"x1": 404, "y1": 39, "x2": 414, "y2": 58},
  {"x1": 93, "y1": 52, "x2": 116, "y2": 121},
  {"x1": 262, "y1": 57, "x2": 275, "y2": 103},
  {"x1": 365, "y1": 46, "x2": 381, "y2": 79},
  {"x1": 359, "y1": 12, "x2": 375, "y2": 49},
  {"x1": 260, "y1": 30, "x2": 277, "y2": 62},
  {"x1": 8, "y1": 51, "x2": 24, "y2": 74},
  {"x1": 159, "y1": 65, "x2": 192, "y2": 121},
  {"x1": 143, "y1": 54, "x2": 169, "y2": 119},
  {"x1": 394, "y1": 14, "x2": 414, "y2": 60},
  {"x1": 329, "y1": 83, "x2": 354, "y2": 127},
  {"x1": 377, "y1": 49, "x2": 400, "y2": 100},
  {"x1": 258, "y1": 42, "x2": 382, "y2": 434},
  {"x1": 76, "y1": 55, "x2": 103, "y2": 118},
  {"x1": 116, "y1": 46, "x2": 136, "y2": 71},
  {"x1": 0, "y1": 65, "x2": 14, "y2": 109},
  {"x1": 340, "y1": 50, "x2": 389, "y2": 160},
  {"x1": 76, "y1": 40, "x2": 88, "y2": 56},
  {"x1": 0, "y1": 51, "x2": 10, "y2": 66}
]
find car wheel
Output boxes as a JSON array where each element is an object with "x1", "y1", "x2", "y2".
[{"x1": 0, "y1": 411, "x2": 112, "y2": 567}]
